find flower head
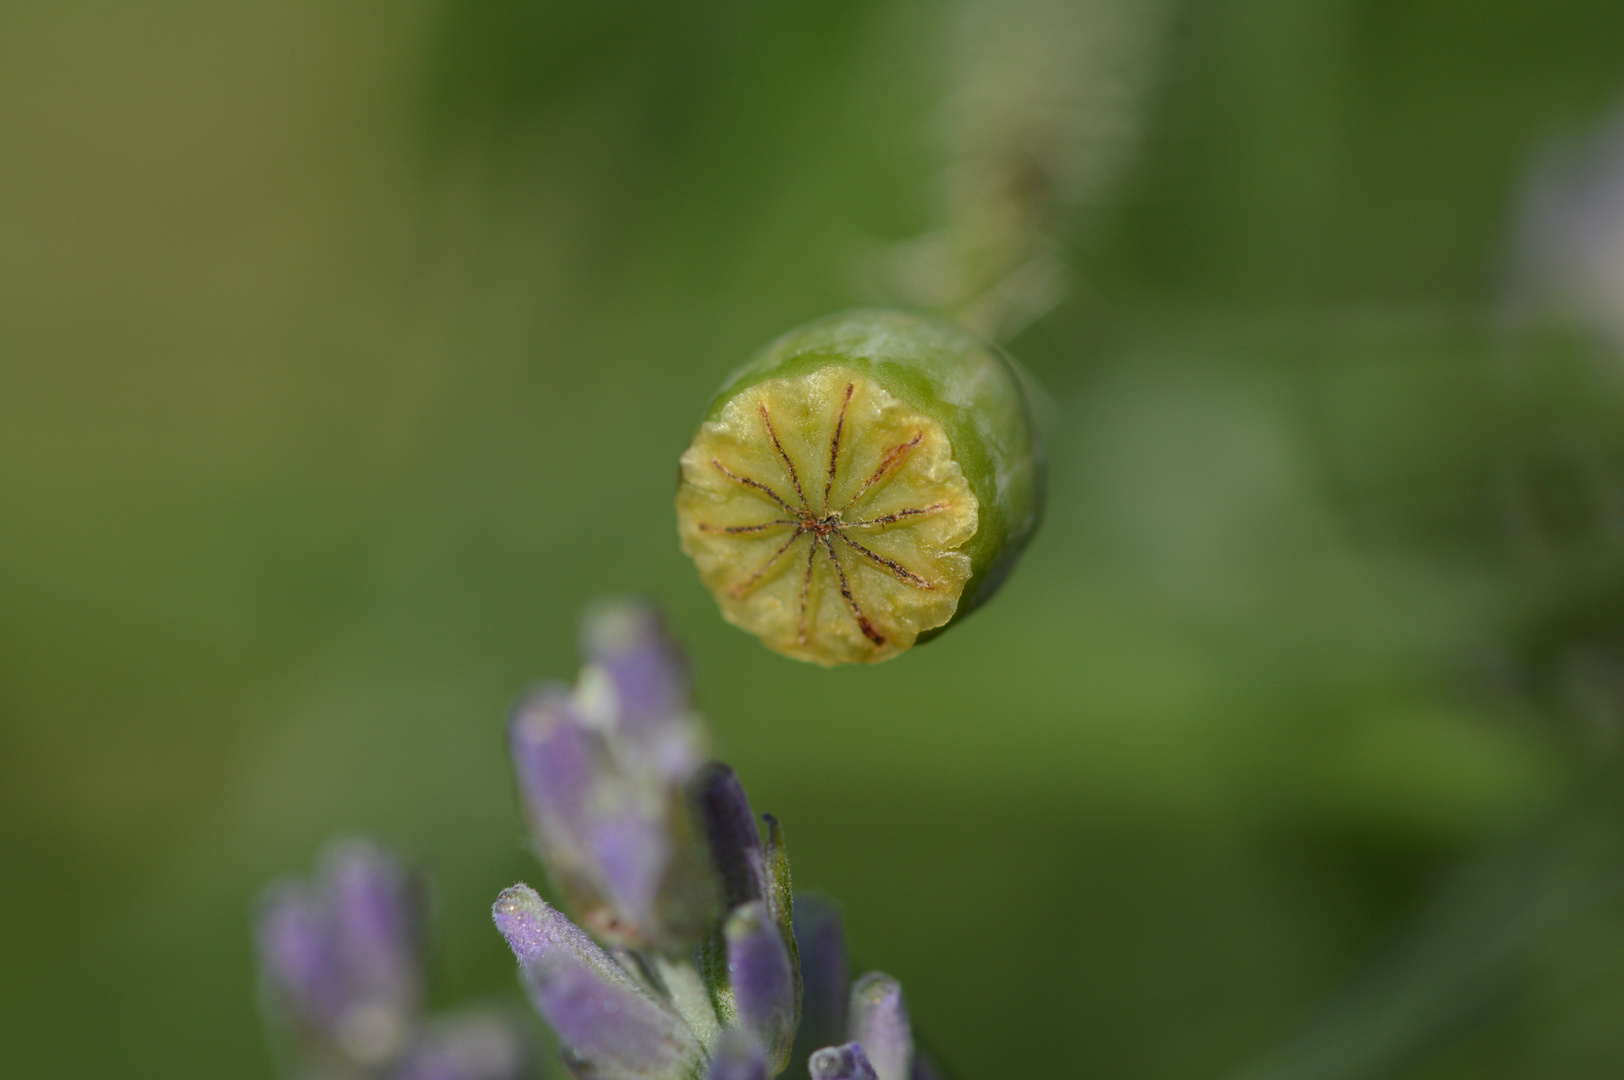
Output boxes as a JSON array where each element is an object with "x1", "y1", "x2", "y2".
[
  {"x1": 256, "y1": 840, "x2": 531, "y2": 1080},
  {"x1": 509, "y1": 600, "x2": 719, "y2": 951},
  {"x1": 257, "y1": 840, "x2": 425, "y2": 1069},
  {"x1": 493, "y1": 600, "x2": 942, "y2": 1080}
]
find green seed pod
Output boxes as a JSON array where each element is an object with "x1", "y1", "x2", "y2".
[{"x1": 676, "y1": 309, "x2": 1044, "y2": 666}]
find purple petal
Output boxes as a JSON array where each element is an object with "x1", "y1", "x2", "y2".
[
  {"x1": 705, "y1": 1029, "x2": 769, "y2": 1080},
  {"x1": 848, "y1": 973, "x2": 911, "y2": 1080},
  {"x1": 692, "y1": 762, "x2": 763, "y2": 909},
  {"x1": 790, "y1": 894, "x2": 849, "y2": 1069},
  {"x1": 492, "y1": 884, "x2": 700, "y2": 1079},
  {"x1": 809, "y1": 1043, "x2": 879, "y2": 1080},
  {"x1": 725, "y1": 901, "x2": 797, "y2": 1070}
]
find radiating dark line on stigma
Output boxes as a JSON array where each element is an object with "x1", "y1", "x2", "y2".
[
  {"x1": 822, "y1": 537, "x2": 885, "y2": 645},
  {"x1": 844, "y1": 503, "x2": 948, "y2": 528},
  {"x1": 841, "y1": 432, "x2": 923, "y2": 512},
  {"x1": 824, "y1": 383, "x2": 854, "y2": 512},
  {"x1": 729, "y1": 529, "x2": 808, "y2": 598},
  {"x1": 759, "y1": 404, "x2": 809, "y2": 509},
  {"x1": 699, "y1": 519, "x2": 796, "y2": 534},
  {"x1": 711, "y1": 459, "x2": 797, "y2": 514},
  {"x1": 797, "y1": 539, "x2": 818, "y2": 645},
  {"x1": 836, "y1": 533, "x2": 934, "y2": 590}
]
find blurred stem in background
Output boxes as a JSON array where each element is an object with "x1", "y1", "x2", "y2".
[
  {"x1": 872, "y1": 0, "x2": 1169, "y2": 342},
  {"x1": 1229, "y1": 772, "x2": 1624, "y2": 1080}
]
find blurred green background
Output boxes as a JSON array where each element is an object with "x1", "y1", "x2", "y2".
[{"x1": 7, "y1": 1, "x2": 1624, "y2": 1077}]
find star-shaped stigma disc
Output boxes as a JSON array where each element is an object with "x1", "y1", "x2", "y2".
[{"x1": 677, "y1": 365, "x2": 978, "y2": 665}]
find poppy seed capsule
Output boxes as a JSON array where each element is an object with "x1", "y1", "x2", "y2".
[{"x1": 677, "y1": 309, "x2": 1044, "y2": 666}]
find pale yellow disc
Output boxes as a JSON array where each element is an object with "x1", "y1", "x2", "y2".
[{"x1": 676, "y1": 365, "x2": 978, "y2": 665}]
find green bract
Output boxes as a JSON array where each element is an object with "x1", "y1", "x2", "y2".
[{"x1": 677, "y1": 309, "x2": 1044, "y2": 666}]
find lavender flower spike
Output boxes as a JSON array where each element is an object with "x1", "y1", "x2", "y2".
[
  {"x1": 809, "y1": 1044, "x2": 880, "y2": 1080},
  {"x1": 848, "y1": 973, "x2": 913, "y2": 1080},
  {"x1": 724, "y1": 901, "x2": 799, "y2": 1071},
  {"x1": 705, "y1": 1029, "x2": 770, "y2": 1080},
  {"x1": 493, "y1": 884, "x2": 702, "y2": 1080},
  {"x1": 492, "y1": 600, "x2": 939, "y2": 1080},
  {"x1": 509, "y1": 600, "x2": 719, "y2": 950}
]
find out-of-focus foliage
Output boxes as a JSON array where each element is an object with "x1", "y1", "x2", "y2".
[{"x1": 6, "y1": 1, "x2": 1624, "y2": 1078}]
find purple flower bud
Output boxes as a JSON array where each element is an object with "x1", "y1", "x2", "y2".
[
  {"x1": 395, "y1": 1012, "x2": 532, "y2": 1080},
  {"x1": 492, "y1": 884, "x2": 701, "y2": 1080},
  {"x1": 809, "y1": 1043, "x2": 880, "y2": 1080},
  {"x1": 705, "y1": 1029, "x2": 769, "y2": 1080},
  {"x1": 255, "y1": 840, "x2": 424, "y2": 1067},
  {"x1": 789, "y1": 894, "x2": 849, "y2": 1071},
  {"x1": 580, "y1": 600, "x2": 690, "y2": 734},
  {"x1": 724, "y1": 901, "x2": 798, "y2": 1071},
  {"x1": 692, "y1": 762, "x2": 764, "y2": 909},
  {"x1": 256, "y1": 881, "x2": 342, "y2": 1031},
  {"x1": 326, "y1": 840, "x2": 423, "y2": 1017},
  {"x1": 848, "y1": 973, "x2": 912, "y2": 1080},
  {"x1": 510, "y1": 686, "x2": 595, "y2": 850}
]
